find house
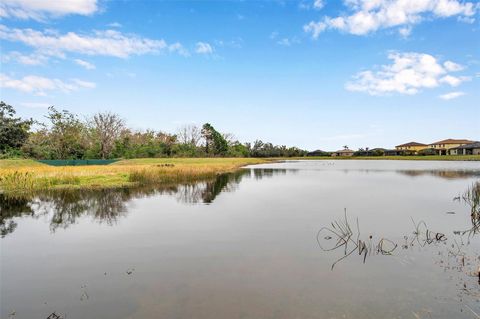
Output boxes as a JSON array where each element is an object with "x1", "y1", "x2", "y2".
[
  {"x1": 429, "y1": 139, "x2": 474, "y2": 155},
  {"x1": 449, "y1": 142, "x2": 480, "y2": 155},
  {"x1": 395, "y1": 142, "x2": 428, "y2": 153},
  {"x1": 331, "y1": 148, "x2": 354, "y2": 157}
]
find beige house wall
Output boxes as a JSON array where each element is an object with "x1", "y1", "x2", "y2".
[{"x1": 395, "y1": 145, "x2": 427, "y2": 152}]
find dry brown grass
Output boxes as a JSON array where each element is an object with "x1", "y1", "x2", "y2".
[{"x1": 0, "y1": 158, "x2": 268, "y2": 192}]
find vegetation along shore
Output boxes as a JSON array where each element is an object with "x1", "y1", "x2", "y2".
[{"x1": 0, "y1": 158, "x2": 270, "y2": 193}]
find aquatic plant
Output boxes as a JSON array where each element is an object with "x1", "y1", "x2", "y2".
[
  {"x1": 316, "y1": 210, "x2": 397, "y2": 270},
  {"x1": 463, "y1": 181, "x2": 479, "y2": 219},
  {"x1": 454, "y1": 181, "x2": 480, "y2": 237}
]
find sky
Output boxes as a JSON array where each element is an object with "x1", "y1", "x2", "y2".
[{"x1": 0, "y1": 0, "x2": 479, "y2": 151}]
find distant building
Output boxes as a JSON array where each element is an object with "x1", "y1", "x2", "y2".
[
  {"x1": 429, "y1": 139, "x2": 474, "y2": 155},
  {"x1": 331, "y1": 148, "x2": 354, "y2": 157},
  {"x1": 449, "y1": 142, "x2": 480, "y2": 155},
  {"x1": 395, "y1": 142, "x2": 428, "y2": 153}
]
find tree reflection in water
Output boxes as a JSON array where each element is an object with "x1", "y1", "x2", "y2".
[{"x1": 0, "y1": 168, "x2": 290, "y2": 237}]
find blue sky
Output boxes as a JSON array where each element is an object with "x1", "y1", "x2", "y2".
[{"x1": 1, "y1": 0, "x2": 479, "y2": 151}]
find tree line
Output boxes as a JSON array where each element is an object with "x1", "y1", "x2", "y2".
[{"x1": 0, "y1": 102, "x2": 308, "y2": 159}]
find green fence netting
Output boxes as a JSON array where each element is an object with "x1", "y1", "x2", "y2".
[{"x1": 37, "y1": 159, "x2": 119, "y2": 166}]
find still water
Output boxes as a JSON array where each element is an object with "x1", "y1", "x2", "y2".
[{"x1": 1, "y1": 160, "x2": 479, "y2": 319}]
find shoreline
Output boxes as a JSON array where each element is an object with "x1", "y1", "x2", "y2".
[{"x1": 1, "y1": 156, "x2": 479, "y2": 193}]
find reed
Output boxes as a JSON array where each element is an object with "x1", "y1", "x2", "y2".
[{"x1": 463, "y1": 181, "x2": 480, "y2": 223}]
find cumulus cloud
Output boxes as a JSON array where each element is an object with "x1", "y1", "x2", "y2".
[
  {"x1": 345, "y1": 52, "x2": 470, "y2": 95},
  {"x1": 0, "y1": 0, "x2": 98, "y2": 21},
  {"x1": 195, "y1": 42, "x2": 214, "y2": 54},
  {"x1": 439, "y1": 91, "x2": 465, "y2": 100},
  {"x1": 0, "y1": 25, "x2": 186, "y2": 58},
  {"x1": 74, "y1": 58, "x2": 95, "y2": 70},
  {"x1": 304, "y1": 0, "x2": 477, "y2": 38},
  {"x1": 0, "y1": 73, "x2": 96, "y2": 95}
]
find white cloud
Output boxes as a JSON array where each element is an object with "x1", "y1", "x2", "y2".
[
  {"x1": 299, "y1": 0, "x2": 326, "y2": 10},
  {"x1": 444, "y1": 60, "x2": 464, "y2": 71},
  {"x1": 168, "y1": 42, "x2": 190, "y2": 56},
  {"x1": 439, "y1": 91, "x2": 465, "y2": 100},
  {"x1": 439, "y1": 74, "x2": 470, "y2": 86},
  {"x1": 74, "y1": 58, "x2": 95, "y2": 70},
  {"x1": 107, "y1": 22, "x2": 122, "y2": 28},
  {"x1": 398, "y1": 26, "x2": 412, "y2": 38},
  {"x1": 277, "y1": 37, "x2": 300, "y2": 46},
  {"x1": 0, "y1": 73, "x2": 96, "y2": 95},
  {"x1": 0, "y1": 0, "x2": 98, "y2": 21},
  {"x1": 0, "y1": 25, "x2": 186, "y2": 58},
  {"x1": 304, "y1": 0, "x2": 477, "y2": 38},
  {"x1": 195, "y1": 42, "x2": 214, "y2": 54},
  {"x1": 303, "y1": 21, "x2": 327, "y2": 39},
  {"x1": 71, "y1": 78, "x2": 96, "y2": 88},
  {"x1": 1, "y1": 51, "x2": 48, "y2": 65},
  {"x1": 345, "y1": 52, "x2": 469, "y2": 95},
  {"x1": 313, "y1": 0, "x2": 325, "y2": 10},
  {"x1": 277, "y1": 38, "x2": 292, "y2": 46},
  {"x1": 214, "y1": 38, "x2": 243, "y2": 49}
]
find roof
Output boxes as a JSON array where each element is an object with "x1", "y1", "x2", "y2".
[
  {"x1": 395, "y1": 142, "x2": 427, "y2": 147},
  {"x1": 335, "y1": 149, "x2": 354, "y2": 153},
  {"x1": 451, "y1": 142, "x2": 480, "y2": 150},
  {"x1": 430, "y1": 139, "x2": 474, "y2": 145}
]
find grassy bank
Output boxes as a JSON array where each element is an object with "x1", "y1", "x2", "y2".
[{"x1": 0, "y1": 158, "x2": 269, "y2": 193}]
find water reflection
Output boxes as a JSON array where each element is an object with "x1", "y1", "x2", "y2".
[
  {"x1": 0, "y1": 168, "x2": 292, "y2": 237},
  {"x1": 0, "y1": 195, "x2": 35, "y2": 237},
  {"x1": 350, "y1": 169, "x2": 480, "y2": 180},
  {"x1": 396, "y1": 169, "x2": 480, "y2": 180}
]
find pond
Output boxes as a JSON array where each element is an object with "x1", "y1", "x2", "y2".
[{"x1": 1, "y1": 160, "x2": 479, "y2": 319}]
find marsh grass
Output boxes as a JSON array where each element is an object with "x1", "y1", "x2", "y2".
[
  {"x1": 0, "y1": 171, "x2": 36, "y2": 191},
  {"x1": 0, "y1": 158, "x2": 268, "y2": 193},
  {"x1": 128, "y1": 168, "x2": 217, "y2": 185}
]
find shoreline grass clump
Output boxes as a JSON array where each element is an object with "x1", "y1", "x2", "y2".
[
  {"x1": 128, "y1": 168, "x2": 217, "y2": 186},
  {"x1": 0, "y1": 171, "x2": 36, "y2": 191}
]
